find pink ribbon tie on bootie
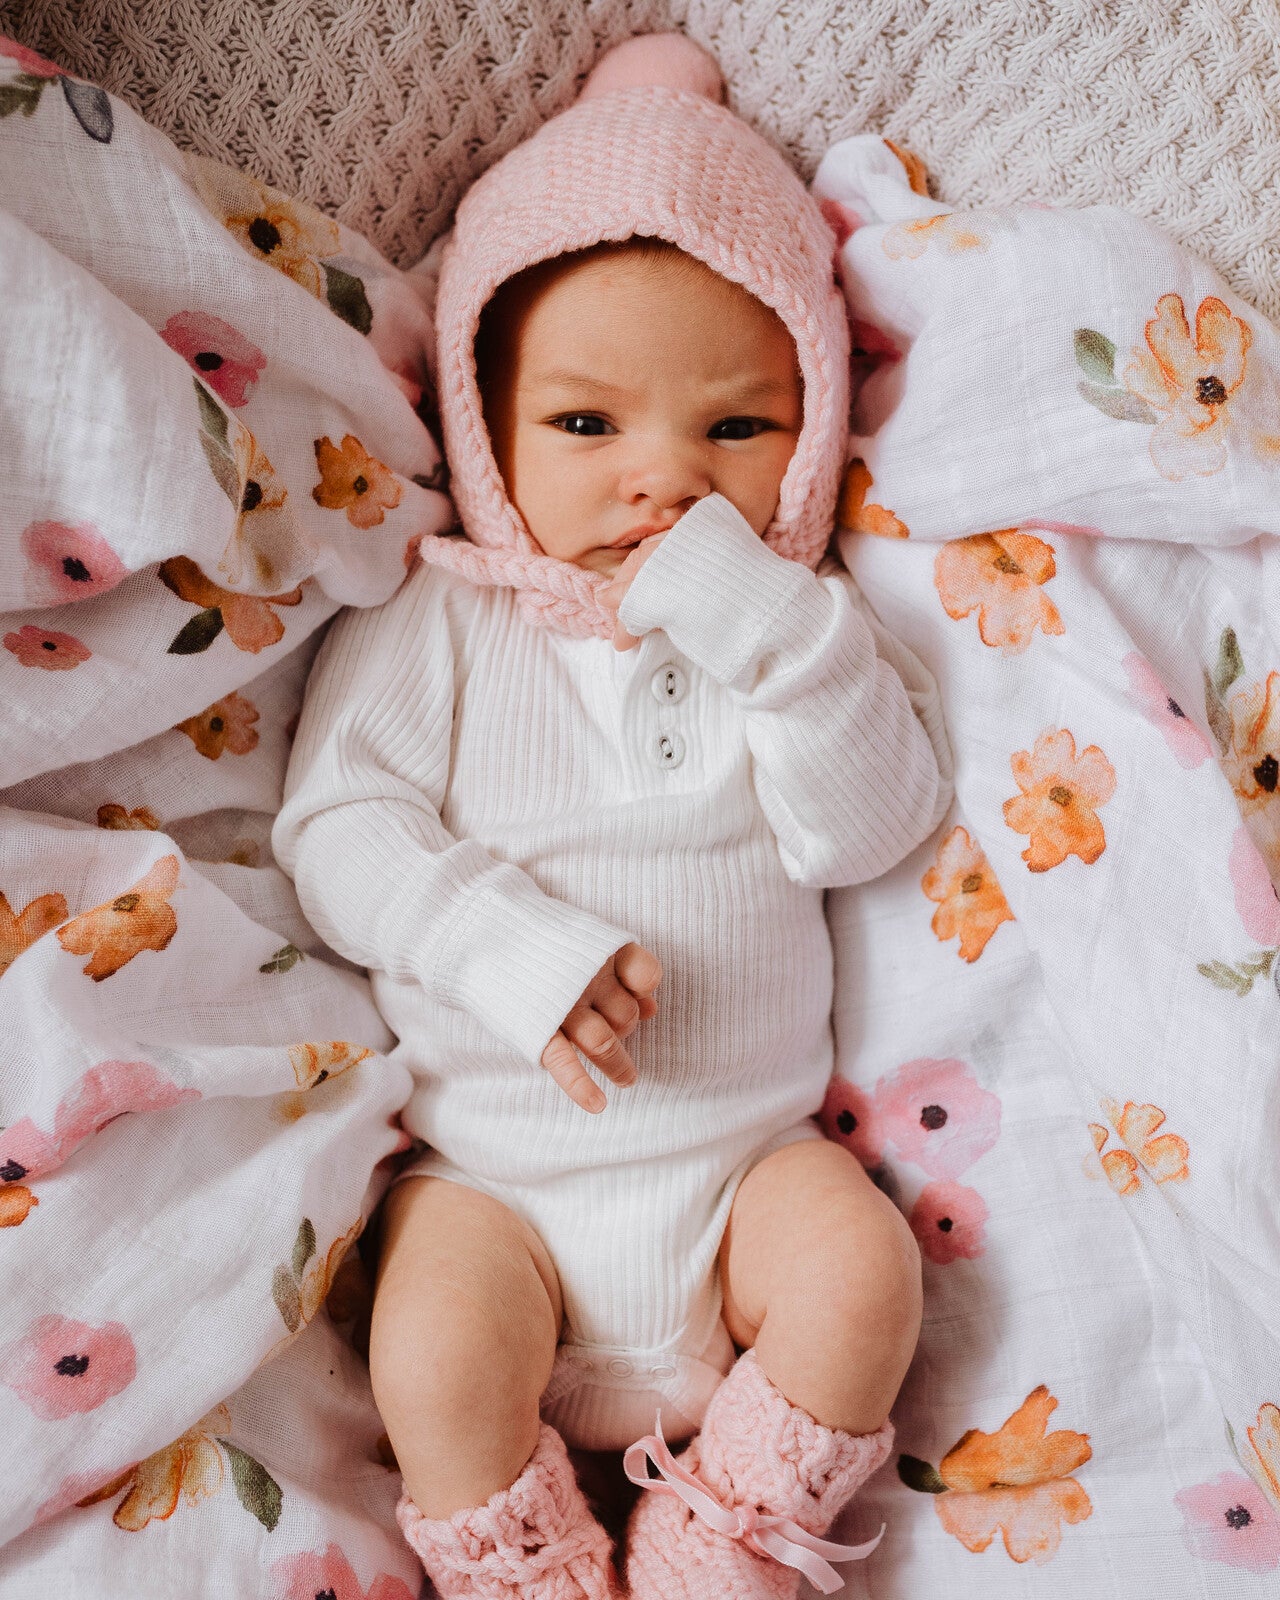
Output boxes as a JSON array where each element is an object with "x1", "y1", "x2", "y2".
[{"x1": 622, "y1": 1414, "x2": 885, "y2": 1595}]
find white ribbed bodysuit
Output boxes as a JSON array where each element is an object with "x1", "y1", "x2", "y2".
[{"x1": 274, "y1": 494, "x2": 950, "y2": 1450}]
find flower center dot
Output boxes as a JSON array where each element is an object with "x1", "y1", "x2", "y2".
[
  {"x1": 54, "y1": 1354, "x2": 89, "y2": 1376},
  {"x1": 0, "y1": 1160, "x2": 27, "y2": 1182},
  {"x1": 960, "y1": 872, "x2": 983, "y2": 893},
  {"x1": 920, "y1": 1104, "x2": 948, "y2": 1130},
  {"x1": 1048, "y1": 784, "x2": 1072, "y2": 805},
  {"x1": 315, "y1": 1589, "x2": 339, "y2": 1600},
  {"x1": 62, "y1": 557, "x2": 91, "y2": 582},
  {"x1": 1166, "y1": 697, "x2": 1186, "y2": 719},
  {"x1": 1225, "y1": 1504, "x2": 1252, "y2": 1529},
  {"x1": 937, "y1": 1216, "x2": 953, "y2": 1232},
  {"x1": 836, "y1": 1110, "x2": 857, "y2": 1135},
  {"x1": 993, "y1": 553, "x2": 1024, "y2": 576},
  {"x1": 1196, "y1": 374, "x2": 1227, "y2": 406},
  {"x1": 112, "y1": 893, "x2": 140, "y2": 913},
  {"x1": 1253, "y1": 755, "x2": 1278, "y2": 793},
  {"x1": 352, "y1": 475, "x2": 368, "y2": 495},
  {"x1": 241, "y1": 480, "x2": 264, "y2": 513},
  {"x1": 210, "y1": 716, "x2": 224, "y2": 733},
  {"x1": 194, "y1": 351, "x2": 224, "y2": 371},
  {"x1": 248, "y1": 217, "x2": 281, "y2": 254},
  {"x1": 41, "y1": 640, "x2": 57, "y2": 651}
]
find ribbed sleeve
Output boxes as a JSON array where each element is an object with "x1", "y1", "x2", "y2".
[
  {"x1": 272, "y1": 568, "x2": 632, "y2": 1065},
  {"x1": 619, "y1": 493, "x2": 951, "y2": 886}
]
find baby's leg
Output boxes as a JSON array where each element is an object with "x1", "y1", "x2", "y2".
[
  {"x1": 719, "y1": 1137, "x2": 922, "y2": 1434},
  {"x1": 370, "y1": 1175, "x2": 562, "y2": 1517}
]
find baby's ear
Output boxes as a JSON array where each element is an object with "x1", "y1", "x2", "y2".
[{"x1": 578, "y1": 33, "x2": 724, "y2": 105}]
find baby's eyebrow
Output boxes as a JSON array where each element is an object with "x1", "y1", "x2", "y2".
[{"x1": 523, "y1": 370, "x2": 630, "y2": 397}]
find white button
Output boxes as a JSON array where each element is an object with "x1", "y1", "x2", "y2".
[
  {"x1": 649, "y1": 1363, "x2": 677, "y2": 1379},
  {"x1": 650, "y1": 664, "x2": 687, "y2": 704},
  {"x1": 653, "y1": 731, "x2": 685, "y2": 768},
  {"x1": 607, "y1": 1357, "x2": 633, "y2": 1377}
]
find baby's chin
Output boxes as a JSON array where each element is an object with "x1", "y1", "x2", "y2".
[{"x1": 572, "y1": 545, "x2": 633, "y2": 578}]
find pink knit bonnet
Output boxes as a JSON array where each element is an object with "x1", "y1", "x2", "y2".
[{"x1": 417, "y1": 33, "x2": 851, "y2": 638}]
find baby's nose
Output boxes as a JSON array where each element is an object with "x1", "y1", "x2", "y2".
[{"x1": 618, "y1": 445, "x2": 710, "y2": 512}]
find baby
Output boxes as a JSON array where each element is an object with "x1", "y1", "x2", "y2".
[{"x1": 275, "y1": 34, "x2": 950, "y2": 1600}]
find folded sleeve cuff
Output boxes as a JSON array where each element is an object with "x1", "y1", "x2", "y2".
[
  {"x1": 431, "y1": 867, "x2": 632, "y2": 1066},
  {"x1": 618, "y1": 493, "x2": 810, "y2": 685}
]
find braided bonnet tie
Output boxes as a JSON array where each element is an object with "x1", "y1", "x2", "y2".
[{"x1": 413, "y1": 529, "x2": 630, "y2": 640}]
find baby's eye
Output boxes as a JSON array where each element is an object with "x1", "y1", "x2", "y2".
[
  {"x1": 708, "y1": 417, "x2": 771, "y2": 441},
  {"x1": 552, "y1": 414, "x2": 614, "y2": 437}
]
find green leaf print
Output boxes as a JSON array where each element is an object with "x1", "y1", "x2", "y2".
[
  {"x1": 1075, "y1": 379, "x2": 1159, "y2": 425},
  {"x1": 193, "y1": 378, "x2": 230, "y2": 448},
  {"x1": 897, "y1": 1454, "x2": 948, "y2": 1493},
  {"x1": 272, "y1": 1263, "x2": 301, "y2": 1333},
  {"x1": 218, "y1": 1440, "x2": 282, "y2": 1531},
  {"x1": 322, "y1": 262, "x2": 373, "y2": 335},
  {"x1": 1074, "y1": 328, "x2": 1117, "y2": 385},
  {"x1": 167, "y1": 606, "x2": 225, "y2": 655},
  {"x1": 0, "y1": 74, "x2": 50, "y2": 119},
  {"x1": 259, "y1": 943, "x2": 303, "y2": 975},
  {"x1": 292, "y1": 1217, "x2": 317, "y2": 1279},
  {"x1": 1213, "y1": 626, "x2": 1244, "y2": 699},
  {"x1": 59, "y1": 76, "x2": 113, "y2": 142}
]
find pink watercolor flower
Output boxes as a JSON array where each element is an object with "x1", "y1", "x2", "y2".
[
  {"x1": 1175, "y1": 1472, "x2": 1280, "y2": 1573},
  {"x1": 1, "y1": 1315, "x2": 136, "y2": 1419},
  {"x1": 875, "y1": 1057, "x2": 1002, "y2": 1179},
  {"x1": 3, "y1": 625, "x2": 91, "y2": 671},
  {"x1": 160, "y1": 312, "x2": 266, "y2": 407},
  {"x1": 1123, "y1": 653, "x2": 1213, "y2": 769},
  {"x1": 271, "y1": 1543, "x2": 416, "y2": 1600},
  {"x1": 818, "y1": 198, "x2": 864, "y2": 247},
  {"x1": 910, "y1": 1180, "x2": 989, "y2": 1264},
  {"x1": 1229, "y1": 826, "x2": 1280, "y2": 947},
  {"x1": 819, "y1": 1077, "x2": 885, "y2": 1167},
  {"x1": 0, "y1": 37, "x2": 62, "y2": 76},
  {"x1": 22, "y1": 521, "x2": 128, "y2": 605},
  {"x1": 0, "y1": 1060, "x2": 199, "y2": 1183}
]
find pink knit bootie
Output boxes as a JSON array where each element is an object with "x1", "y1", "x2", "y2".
[
  {"x1": 396, "y1": 1423, "x2": 621, "y2": 1599},
  {"x1": 623, "y1": 1350, "x2": 893, "y2": 1599}
]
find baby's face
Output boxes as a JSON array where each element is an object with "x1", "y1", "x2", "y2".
[{"x1": 481, "y1": 246, "x2": 802, "y2": 577}]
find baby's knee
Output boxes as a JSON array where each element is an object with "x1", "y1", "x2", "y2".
[{"x1": 801, "y1": 1183, "x2": 923, "y2": 1345}]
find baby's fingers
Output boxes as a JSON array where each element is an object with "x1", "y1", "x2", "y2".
[
  {"x1": 562, "y1": 1003, "x2": 638, "y2": 1088},
  {"x1": 615, "y1": 941, "x2": 662, "y2": 1003},
  {"x1": 540, "y1": 1031, "x2": 608, "y2": 1114}
]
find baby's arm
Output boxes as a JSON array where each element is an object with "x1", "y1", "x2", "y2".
[
  {"x1": 273, "y1": 568, "x2": 656, "y2": 1106},
  {"x1": 613, "y1": 493, "x2": 953, "y2": 887}
]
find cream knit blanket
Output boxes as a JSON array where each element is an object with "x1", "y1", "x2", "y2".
[{"x1": 2, "y1": 0, "x2": 1278, "y2": 319}]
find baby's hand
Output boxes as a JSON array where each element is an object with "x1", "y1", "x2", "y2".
[
  {"x1": 540, "y1": 942, "x2": 662, "y2": 1112},
  {"x1": 598, "y1": 533, "x2": 668, "y2": 652}
]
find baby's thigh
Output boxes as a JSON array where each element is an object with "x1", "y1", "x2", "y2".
[
  {"x1": 718, "y1": 1139, "x2": 920, "y2": 1346},
  {"x1": 371, "y1": 1176, "x2": 563, "y2": 1406}
]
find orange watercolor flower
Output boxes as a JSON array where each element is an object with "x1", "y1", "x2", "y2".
[
  {"x1": 934, "y1": 531, "x2": 1065, "y2": 655},
  {"x1": 1249, "y1": 1403, "x2": 1280, "y2": 1506},
  {"x1": 218, "y1": 426, "x2": 303, "y2": 588},
  {"x1": 79, "y1": 1404, "x2": 231, "y2": 1530},
  {"x1": 0, "y1": 1185, "x2": 38, "y2": 1227},
  {"x1": 884, "y1": 139, "x2": 930, "y2": 195},
  {"x1": 175, "y1": 693, "x2": 260, "y2": 761},
  {"x1": 922, "y1": 826, "x2": 1015, "y2": 962},
  {"x1": 1091, "y1": 1099, "x2": 1189, "y2": 1196},
  {"x1": 287, "y1": 1040, "x2": 373, "y2": 1089},
  {"x1": 1221, "y1": 671, "x2": 1280, "y2": 877},
  {"x1": 1121, "y1": 293, "x2": 1256, "y2": 480},
  {"x1": 97, "y1": 805, "x2": 161, "y2": 832},
  {"x1": 934, "y1": 1387, "x2": 1093, "y2": 1565},
  {"x1": 1003, "y1": 729, "x2": 1115, "y2": 872},
  {"x1": 883, "y1": 211, "x2": 990, "y2": 261},
  {"x1": 56, "y1": 856, "x2": 179, "y2": 982},
  {"x1": 299, "y1": 1221, "x2": 363, "y2": 1327},
  {"x1": 188, "y1": 156, "x2": 340, "y2": 299},
  {"x1": 0, "y1": 890, "x2": 69, "y2": 977},
  {"x1": 159, "y1": 556, "x2": 303, "y2": 654},
  {"x1": 312, "y1": 435, "x2": 403, "y2": 529},
  {"x1": 837, "y1": 459, "x2": 908, "y2": 538}
]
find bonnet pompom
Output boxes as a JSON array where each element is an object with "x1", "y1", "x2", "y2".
[{"x1": 579, "y1": 33, "x2": 724, "y2": 104}]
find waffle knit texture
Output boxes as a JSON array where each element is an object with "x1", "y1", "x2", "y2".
[
  {"x1": 418, "y1": 35, "x2": 850, "y2": 638},
  {"x1": 395, "y1": 1423, "x2": 619, "y2": 1599},
  {"x1": 625, "y1": 1349, "x2": 894, "y2": 1600}
]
